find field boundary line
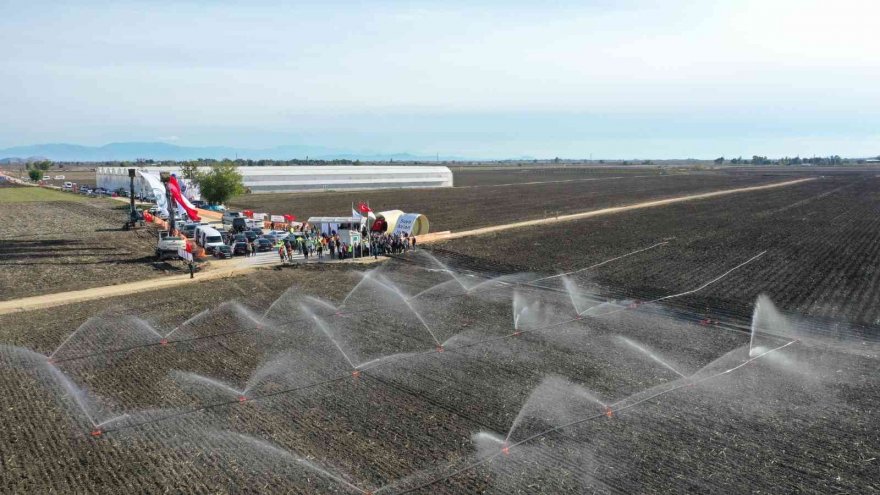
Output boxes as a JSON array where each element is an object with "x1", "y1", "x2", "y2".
[{"x1": 420, "y1": 178, "x2": 815, "y2": 243}]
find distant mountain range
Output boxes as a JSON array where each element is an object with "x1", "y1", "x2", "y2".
[{"x1": 0, "y1": 142, "x2": 459, "y2": 162}]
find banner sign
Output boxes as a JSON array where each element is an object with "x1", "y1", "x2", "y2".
[
  {"x1": 270, "y1": 214, "x2": 286, "y2": 223},
  {"x1": 392, "y1": 213, "x2": 421, "y2": 235}
]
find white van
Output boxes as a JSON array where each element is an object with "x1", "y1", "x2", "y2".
[
  {"x1": 198, "y1": 226, "x2": 225, "y2": 254},
  {"x1": 193, "y1": 224, "x2": 209, "y2": 243}
]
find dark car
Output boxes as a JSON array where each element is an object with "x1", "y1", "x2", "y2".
[
  {"x1": 231, "y1": 217, "x2": 248, "y2": 233},
  {"x1": 250, "y1": 227, "x2": 264, "y2": 236},
  {"x1": 191, "y1": 200, "x2": 204, "y2": 208},
  {"x1": 232, "y1": 242, "x2": 249, "y2": 256},
  {"x1": 243, "y1": 230, "x2": 257, "y2": 242},
  {"x1": 262, "y1": 234, "x2": 278, "y2": 244},
  {"x1": 213, "y1": 244, "x2": 233, "y2": 259},
  {"x1": 233, "y1": 233, "x2": 247, "y2": 244},
  {"x1": 256, "y1": 238, "x2": 273, "y2": 252}
]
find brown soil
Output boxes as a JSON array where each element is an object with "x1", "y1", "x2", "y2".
[
  {"x1": 230, "y1": 170, "x2": 800, "y2": 232},
  {"x1": 0, "y1": 199, "x2": 171, "y2": 301}
]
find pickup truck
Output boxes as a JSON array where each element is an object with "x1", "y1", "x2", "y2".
[{"x1": 156, "y1": 232, "x2": 186, "y2": 260}]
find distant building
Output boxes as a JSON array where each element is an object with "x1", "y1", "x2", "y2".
[{"x1": 96, "y1": 165, "x2": 453, "y2": 197}]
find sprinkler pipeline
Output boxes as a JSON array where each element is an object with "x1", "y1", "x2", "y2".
[
  {"x1": 351, "y1": 370, "x2": 361, "y2": 378},
  {"x1": 501, "y1": 442, "x2": 510, "y2": 456},
  {"x1": 605, "y1": 407, "x2": 613, "y2": 418},
  {"x1": 238, "y1": 396, "x2": 248, "y2": 403},
  {"x1": 160, "y1": 338, "x2": 168, "y2": 346},
  {"x1": 91, "y1": 429, "x2": 103, "y2": 437},
  {"x1": 436, "y1": 346, "x2": 444, "y2": 353}
]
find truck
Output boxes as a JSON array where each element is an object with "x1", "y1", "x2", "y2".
[{"x1": 156, "y1": 232, "x2": 186, "y2": 260}]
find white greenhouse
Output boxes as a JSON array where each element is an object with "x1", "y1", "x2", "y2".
[{"x1": 96, "y1": 165, "x2": 453, "y2": 197}]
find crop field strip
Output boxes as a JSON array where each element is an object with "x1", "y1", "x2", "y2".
[
  {"x1": 0, "y1": 197, "x2": 161, "y2": 300},
  {"x1": 3, "y1": 244, "x2": 836, "y2": 494},
  {"x1": 429, "y1": 174, "x2": 880, "y2": 326},
  {"x1": 3, "y1": 274, "x2": 876, "y2": 494},
  {"x1": 8, "y1": 302, "x2": 860, "y2": 495},
  {"x1": 230, "y1": 171, "x2": 795, "y2": 232}
]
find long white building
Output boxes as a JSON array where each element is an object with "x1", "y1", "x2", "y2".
[{"x1": 96, "y1": 165, "x2": 453, "y2": 196}]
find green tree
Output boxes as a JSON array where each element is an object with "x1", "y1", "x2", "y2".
[
  {"x1": 28, "y1": 169, "x2": 44, "y2": 181},
  {"x1": 197, "y1": 160, "x2": 245, "y2": 205},
  {"x1": 32, "y1": 160, "x2": 52, "y2": 171},
  {"x1": 714, "y1": 157, "x2": 725, "y2": 164},
  {"x1": 179, "y1": 161, "x2": 200, "y2": 182}
]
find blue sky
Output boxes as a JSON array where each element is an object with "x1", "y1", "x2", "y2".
[{"x1": 2, "y1": 0, "x2": 878, "y2": 159}]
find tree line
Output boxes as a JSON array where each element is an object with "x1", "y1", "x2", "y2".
[{"x1": 714, "y1": 155, "x2": 855, "y2": 166}]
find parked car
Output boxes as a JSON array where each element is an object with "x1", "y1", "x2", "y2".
[
  {"x1": 212, "y1": 245, "x2": 233, "y2": 259},
  {"x1": 262, "y1": 234, "x2": 278, "y2": 244},
  {"x1": 233, "y1": 233, "x2": 247, "y2": 244},
  {"x1": 243, "y1": 230, "x2": 257, "y2": 242},
  {"x1": 231, "y1": 216, "x2": 248, "y2": 233},
  {"x1": 191, "y1": 200, "x2": 204, "y2": 208},
  {"x1": 231, "y1": 242, "x2": 249, "y2": 256},
  {"x1": 250, "y1": 227, "x2": 264, "y2": 236},
  {"x1": 256, "y1": 238, "x2": 273, "y2": 252}
]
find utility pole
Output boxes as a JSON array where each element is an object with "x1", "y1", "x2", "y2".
[
  {"x1": 160, "y1": 171, "x2": 176, "y2": 235},
  {"x1": 127, "y1": 168, "x2": 137, "y2": 228}
]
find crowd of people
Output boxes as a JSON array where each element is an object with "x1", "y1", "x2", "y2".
[
  {"x1": 368, "y1": 232, "x2": 416, "y2": 258},
  {"x1": 219, "y1": 221, "x2": 419, "y2": 264},
  {"x1": 274, "y1": 226, "x2": 417, "y2": 264}
]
